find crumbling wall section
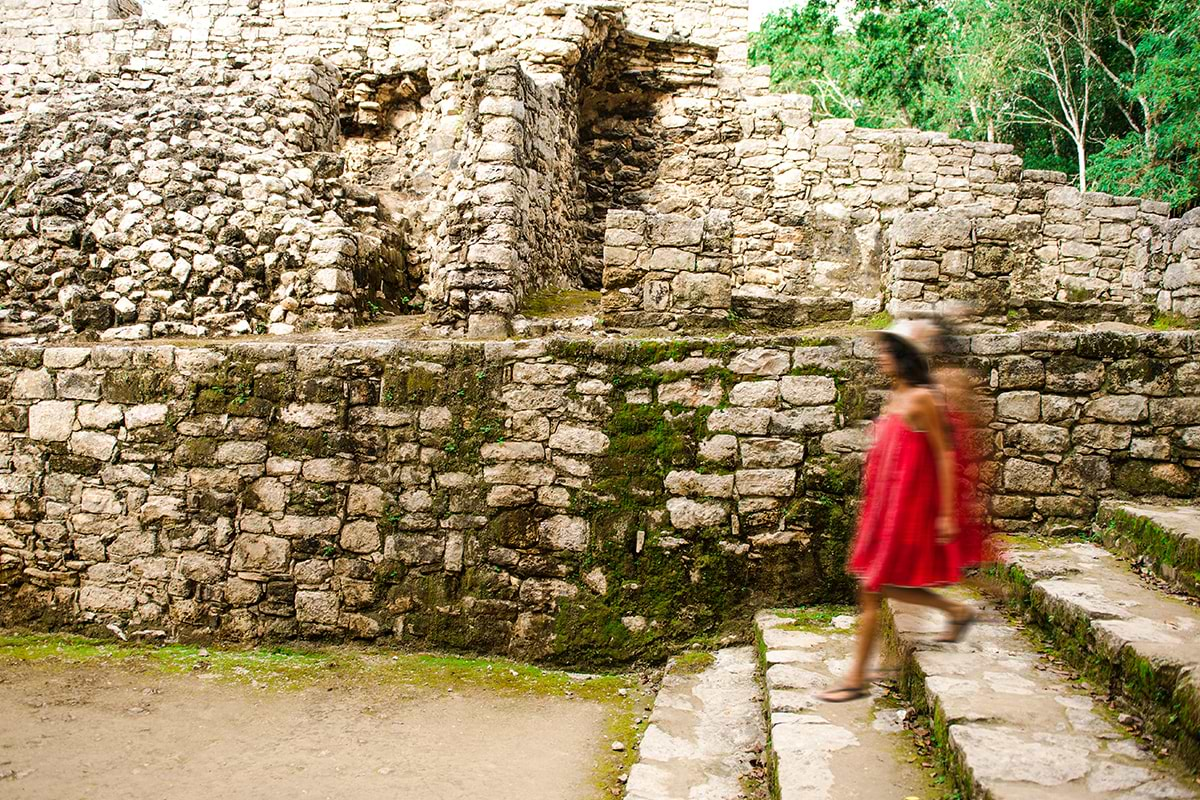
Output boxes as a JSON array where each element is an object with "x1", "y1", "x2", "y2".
[{"x1": 0, "y1": 59, "x2": 412, "y2": 338}]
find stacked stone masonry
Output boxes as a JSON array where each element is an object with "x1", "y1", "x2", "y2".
[
  {"x1": 5, "y1": 0, "x2": 1200, "y2": 339},
  {"x1": 2, "y1": 330, "x2": 1199, "y2": 660}
]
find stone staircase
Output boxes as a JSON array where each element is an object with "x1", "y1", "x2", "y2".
[{"x1": 625, "y1": 503, "x2": 1200, "y2": 799}]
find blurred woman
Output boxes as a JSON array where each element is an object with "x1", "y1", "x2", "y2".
[{"x1": 817, "y1": 320, "x2": 984, "y2": 703}]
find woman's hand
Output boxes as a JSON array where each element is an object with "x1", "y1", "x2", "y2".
[{"x1": 936, "y1": 514, "x2": 958, "y2": 545}]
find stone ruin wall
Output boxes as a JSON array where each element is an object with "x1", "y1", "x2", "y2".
[
  {"x1": 6, "y1": 0, "x2": 1200, "y2": 340},
  {"x1": 2, "y1": 330, "x2": 1199, "y2": 661},
  {"x1": 0, "y1": 0, "x2": 638, "y2": 337},
  {"x1": 600, "y1": 97, "x2": 1200, "y2": 328}
]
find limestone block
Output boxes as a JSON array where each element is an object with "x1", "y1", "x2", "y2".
[
  {"x1": 481, "y1": 441, "x2": 545, "y2": 461},
  {"x1": 340, "y1": 520, "x2": 381, "y2": 554},
  {"x1": 650, "y1": 215, "x2": 704, "y2": 248},
  {"x1": 890, "y1": 211, "x2": 972, "y2": 249},
  {"x1": 511, "y1": 363, "x2": 578, "y2": 385},
  {"x1": 295, "y1": 591, "x2": 339, "y2": 625},
  {"x1": 769, "y1": 407, "x2": 837, "y2": 435},
  {"x1": 672, "y1": 272, "x2": 731, "y2": 309},
  {"x1": 79, "y1": 403, "x2": 125, "y2": 429},
  {"x1": 13, "y1": 369, "x2": 54, "y2": 400},
  {"x1": 43, "y1": 347, "x2": 90, "y2": 369},
  {"x1": 1073, "y1": 424, "x2": 1132, "y2": 450},
  {"x1": 224, "y1": 578, "x2": 263, "y2": 606},
  {"x1": 1004, "y1": 423, "x2": 1069, "y2": 454},
  {"x1": 216, "y1": 440, "x2": 268, "y2": 464},
  {"x1": 651, "y1": 248, "x2": 697, "y2": 272},
  {"x1": 780, "y1": 376, "x2": 837, "y2": 406},
  {"x1": 178, "y1": 553, "x2": 226, "y2": 583},
  {"x1": 56, "y1": 370, "x2": 102, "y2": 401},
  {"x1": 699, "y1": 435, "x2": 739, "y2": 465},
  {"x1": 549, "y1": 424, "x2": 609, "y2": 455},
  {"x1": 488, "y1": 485, "x2": 534, "y2": 507},
  {"x1": 124, "y1": 403, "x2": 168, "y2": 428},
  {"x1": 666, "y1": 497, "x2": 729, "y2": 529},
  {"x1": 659, "y1": 378, "x2": 724, "y2": 408},
  {"x1": 996, "y1": 391, "x2": 1041, "y2": 421},
  {"x1": 28, "y1": 400, "x2": 75, "y2": 442},
  {"x1": 729, "y1": 380, "x2": 780, "y2": 408},
  {"x1": 417, "y1": 407, "x2": 451, "y2": 432},
  {"x1": 740, "y1": 438, "x2": 806, "y2": 468},
  {"x1": 79, "y1": 585, "x2": 136, "y2": 613},
  {"x1": 539, "y1": 515, "x2": 589, "y2": 551},
  {"x1": 302, "y1": 458, "x2": 356, "y2": 482},
  {"x1": 1150, "y1": 398, "x2": 1200, "y2": 426},
  {"x1": 665, "y1": 470, "x2": 735, "y2": 499},
  {"x1": 729, "y1": 348, "x2": 791, "y2": 376},
  {"x1": 736, "y1": 469, "x2": 796, "y2": 497},
  {"x1": 1057, "y1": 455, "x2": 1111, "y2": 489},
  {"x1": 231, "y1": 533, "x2": 290, "y2": 572},
  {"x1": 708, "y1": 408, "x2": 773, "y2": 435},
  {"x1": 483, "y1": 462, "x2": 556, "y2": 486},
  {"x1": 1083, "y1": 395, "x2": 1147, "y2": 423},
  {"x1": 272, "y1": 516, "x2": 341, "y2": 539},
  {"x1": 70, "y1": 430, "x2": 117, "y2": 461},
  {"x1": 512, "y1": 411, "x2": 551, "y2": 441},
  {"x1": 281, "y1": 403, "x2": 339, "y2": 428},
  {"x1": 1004, "y1": 459, "x2": 1054, "y2": 492}
]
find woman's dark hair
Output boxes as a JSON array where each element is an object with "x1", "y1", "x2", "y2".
[{"x1": 879, "y1": 333, "x2": 932, "y2": 387}]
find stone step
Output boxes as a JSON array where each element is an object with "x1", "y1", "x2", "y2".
[
  {"x1": 886, "y1": 588, "x2": 1198, "y2": 799},
  {"x1": 1097, "y1": 501, "x2": 1200, "y2": 599},
  {"x1": 755, "y1": 609, "x2": 933, "y2": 800},
  {"x1": 991, "y1": 537, "x2": 1200, "y2": 770},
  {"x1": 729, "y1": 291, "x2": 854, "y2": 327},
  {"x1": 624, "y1": 646, "x2": 765, "y2": 800}
]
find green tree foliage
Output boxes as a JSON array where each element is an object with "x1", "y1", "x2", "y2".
[{"x1": 748, "y1": 0, "x2": 1200, "y2": 209}]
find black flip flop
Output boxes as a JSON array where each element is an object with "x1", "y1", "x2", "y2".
[
  {"x1": 937, "y1": 609, "x2": 977, "y2": 643},
  {"x1": 816, "y1": 685, "x2": 868, "y2": 703}
]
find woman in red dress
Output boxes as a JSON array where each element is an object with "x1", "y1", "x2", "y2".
[{"x1": 817, "y1": 320, "x2": 982, "y2": 703}]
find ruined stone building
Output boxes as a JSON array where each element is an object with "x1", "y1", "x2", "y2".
[
  {"x1": 3, "y1": 0, "x2": 1200, "y2": 669},
  {"x1": 3, "y1": 0, "x2": 1199, "y2": 340}
]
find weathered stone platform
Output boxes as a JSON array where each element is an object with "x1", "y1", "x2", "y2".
[
  {"x1": 888, "y1": 590, "x2": 1197, "y2": 799},
  {"x1": 624, "y1": 647, "x2": 764, "y2": 800},
  {"x1": 756, "y1": 610, "x2": 930, "y2": 800},
  {"x1": 993, "y1": 538, "x2": 1200, "y2": 769}
]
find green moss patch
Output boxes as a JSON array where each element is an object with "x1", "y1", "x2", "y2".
[
  {"x1": 773, "y1": 604, "x2": 856, "y2": 632},
  {"x1": 1097, "y1": 507, "x2": 1200, "y2": 599}
]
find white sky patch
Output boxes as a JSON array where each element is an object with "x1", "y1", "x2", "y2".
[{"x1": 748, "y1": 0, "x2": 856, "y2": 31}]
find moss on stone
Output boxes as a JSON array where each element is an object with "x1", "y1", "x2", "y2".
[
  {"x1": 102, "y1": 369, "x2": 174, "y2": 404},
  {"x1": 1098, "y1": 507, "x2": 1200, "y2": 601},
  {"x1": 1113, "y1": 460, "x2": 1195, "y2": 498}
]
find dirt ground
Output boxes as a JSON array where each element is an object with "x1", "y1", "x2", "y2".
[{"x1": 0, "y1": 660, "x2": 612, "y2": 800}]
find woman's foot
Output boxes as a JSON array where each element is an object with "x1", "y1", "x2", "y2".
[
  {"x1": 865, "y1": 666, "x2": 898, "y2": 682},
  {"x1": 816, "y1": 684, "x2": 868, "y2": 703},
  {"x1": 936, "y1": 605, "x2": 977, "y2": 643}
]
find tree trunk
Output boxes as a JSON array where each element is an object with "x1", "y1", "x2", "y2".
[{"x1": 1076, "y1": 137, "x2": 1087, "y2": 193}]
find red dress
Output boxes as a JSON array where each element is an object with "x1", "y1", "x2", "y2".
[{"x1": 848, "y1": 410, "x2": 988, "y2": 591}]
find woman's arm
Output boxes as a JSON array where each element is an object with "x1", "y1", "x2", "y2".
[{"x1": 914, "y1": 390, "x2": 958, "y2": 543}]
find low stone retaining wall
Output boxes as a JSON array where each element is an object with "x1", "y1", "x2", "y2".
[{"x1": 1, "y1": 330, "x2": 1197, "y2": 663}]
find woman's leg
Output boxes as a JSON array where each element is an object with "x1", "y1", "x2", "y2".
[
  {"x1": 882, "y1": 586, "x2": 975, "y2": 639},
  {"x1": 881, "y1": 586, "x2": 959, "y2": 613},
  {"x1": 848, "y1": 588, "x2": 882, "y2": 686},
  {"x1": 818, "y1": 586, "x2": 880, "y2": 701}
]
